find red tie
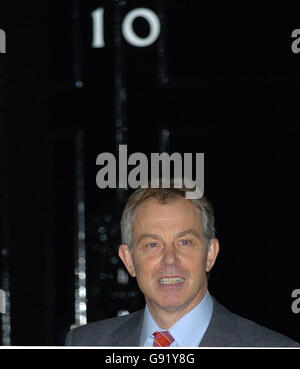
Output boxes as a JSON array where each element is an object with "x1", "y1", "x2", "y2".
[{"x1": 153, "y1": 331, "x2": 175, "y2": 347}]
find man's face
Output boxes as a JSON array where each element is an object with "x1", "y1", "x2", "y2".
[{"x1": 119, "y1": 197, "x2": 219, "y2": 317}]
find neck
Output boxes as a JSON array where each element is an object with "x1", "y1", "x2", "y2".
[{"x1": 147, "y1": 283, "x2": 208, "y2": 329}]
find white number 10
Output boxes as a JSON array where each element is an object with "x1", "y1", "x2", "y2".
[{"x1": 91, "y1": 7, "x2": 161, "y2": 48}]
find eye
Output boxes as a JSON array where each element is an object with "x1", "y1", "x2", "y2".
[
  {"x1": 179, "y1": 239, "x2": 191, "y2": 246},
  {"x1": 147, "y1": 242, "x2": 158, "y2": 248}
]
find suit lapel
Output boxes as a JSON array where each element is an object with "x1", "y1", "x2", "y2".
[
  {"x1": 111, "y1": 309, "x2": 144, "y2": 346},
  {"x1": 199, "y1": 298, "x2": 241, "y2": 347}
]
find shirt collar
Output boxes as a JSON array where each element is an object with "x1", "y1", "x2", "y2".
[{"x1": 140, "y1": 290, "x2": 213, "y2": 347}]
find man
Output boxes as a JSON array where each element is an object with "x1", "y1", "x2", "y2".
[{"x1": 66, "y1": 185, "x2": 299, "y2": 347}]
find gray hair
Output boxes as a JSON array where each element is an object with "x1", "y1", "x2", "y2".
[{"x1": 120, "y1": 185, "x2": 216, "y2": 252}]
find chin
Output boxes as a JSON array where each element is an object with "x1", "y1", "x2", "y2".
[{"x1": 157, "y1": 296, "x2": 187, "y2": 309}]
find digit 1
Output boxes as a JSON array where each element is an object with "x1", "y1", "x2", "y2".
[{"x1": 91, "y1": 7, "x2": 105, "y2": 48}]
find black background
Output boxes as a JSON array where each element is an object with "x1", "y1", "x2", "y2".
[{"x1": 0, "y1": 1, "x2": 299, "y2": 345}]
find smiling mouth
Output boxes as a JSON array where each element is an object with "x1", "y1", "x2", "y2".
[{"x1": 158, "y1": 277, "x2": 185, "y2": 285}]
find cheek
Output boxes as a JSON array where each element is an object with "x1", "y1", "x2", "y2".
[
  {"x1": 185, "y1": 253, "x2": 207, "y2": 276},
  {"x1": 133, "y1": 255, "x2": 159, "y2": 281}
]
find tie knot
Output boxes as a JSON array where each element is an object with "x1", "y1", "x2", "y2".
[{"x1": 153, "y1": 331, "x2": 175, "y2": 347}]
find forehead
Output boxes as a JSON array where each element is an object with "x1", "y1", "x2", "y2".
[{"x1": 133, "y1": 197, "x2": 202, "y2": 234}]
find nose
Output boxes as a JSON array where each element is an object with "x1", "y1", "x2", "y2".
[{"x1": 161, "y1": 243, "x2": 178, "y2": 265}]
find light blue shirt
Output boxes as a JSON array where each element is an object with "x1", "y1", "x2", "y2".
[{"x1": 140, "y1": 290, "x2": 213, "y2": 347}]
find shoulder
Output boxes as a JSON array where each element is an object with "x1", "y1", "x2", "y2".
[
  {"x1": 210, "y1": 299, "x2": 299, "y2": 347},
  {"x1": 65, "y1": 310, "x2": 143, "y2": 346},
  {"x1": 232, "y1": 311, "x2": 298, "y2": 347}
]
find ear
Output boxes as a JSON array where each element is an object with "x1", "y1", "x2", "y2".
[
  {"x1": 206, "y1": 238, "x2": 219, "y2": 272},
  {"x1": 118, "y1": 244, "x2": 136, "y2": 277}
]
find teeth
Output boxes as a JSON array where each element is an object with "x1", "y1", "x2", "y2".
[{"x1": 158, "y1": 277, "x2": 184, "y2": 284}]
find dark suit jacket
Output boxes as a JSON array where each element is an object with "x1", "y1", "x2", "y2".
[{"x1": 65, "y1": 298, "x2": 299, "y2": 347}]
